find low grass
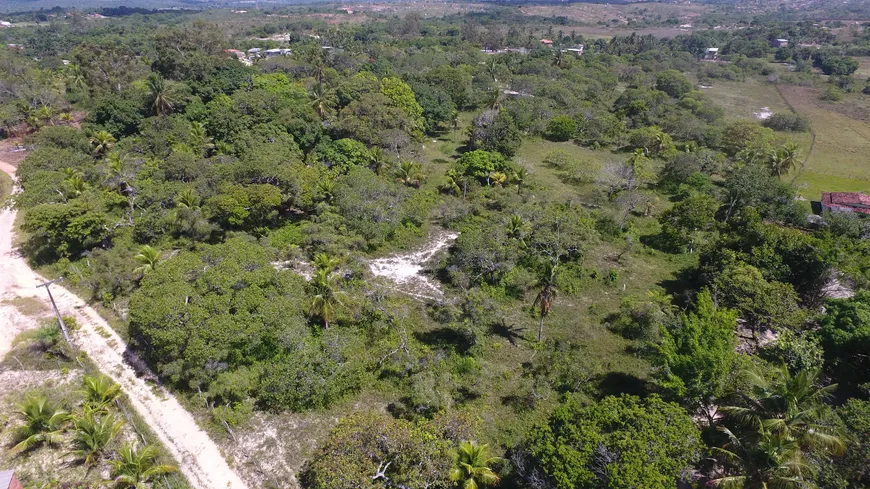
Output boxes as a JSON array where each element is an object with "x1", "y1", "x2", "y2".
[
  {"x1": 778, "y1": 85, "x2": 870, "y2": 200},
  {"x1": 852, "y1": 56, "x2": 870, "y2": 79},
  {"x1": 0, "y1": 170, "x2": 11, "y2": 203},
  {"x1": 1, "y1": 296, "x2": 49, "y2": 317},
  {"x1": 699, "y1": 78, "x2": 793, "y2": 120}
]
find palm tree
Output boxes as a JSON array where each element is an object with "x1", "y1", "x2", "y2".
[
  {"x1": 33, "y1": 106, "x2": 53, "y2": 126},
  {"x1": 484, "y1": 57, "x2": 499, "y2": 82},
  {"x1": 12, "y1": 395, "x2": 70, "y2": 453},
  {"x1": 66, "y1": 64, "x2": 87, "y2": 90},
  {"x1": 176, "y1": 187, "x2": 200, "y2": 210},
  {"x1": 512, "y1": 167, "x2": 528, "y2": 195},
  {"x1": 311, "y1": 82, "x2": 335, "y2": 119},
  {"x1": 64, "y1": 174, "x2": 88, "y2": 197},
  {"x1": 189, "y1": 122, "x2": 214, "y2": 157},
  {"x1": 449, "y1": 441, "x2": 500, "y2": 489},
  {"x1": 720, "y1": 366, "x2": 844, "y2": 455},
  {"x1": 442, "y1": 169, "x2": 464, "y2": 197},
  {"x1": 313, "y1": 253, "x2": 340, "y2": 273},
  {"x1": 769, "y1": 142, "x2": 800, "y2": 178},
  {"x1": 489, "y1": 171, "x2": 508, "y2": 187},
  {"x1": 309, "y1": 268, "x2": 341, "y2": 329},
  {"x1": 147, "y1": 72, "x2": 173, "y2": 117},
  {"x1": 81, "y1": 374, "x2": 122, "y2": 411},
  {"x1": 90, "y1": 130, "x2": 116, "y2": 157},
  {"x1": 69, "y1": 408, "x2": 123, "y2": 466},
  {"x1": 369, "y1": 147, "x2": 390, "y2": 176},
  {"x1": 396, "y1": 160, "x2": 424, "y2": 187},
  {"x1": 134, "y1": 245, "x2": 160, "y2": 276},
  {"x1": 316, "y1": 177, "x2": 336, "y2": 203},
  {"x1": 709, "y1": 426, "x2": 816, "y2": 489},
  {"x1": 110, "y1": 443, "x2": 177, "y2": 488},
  {"x1": 506, "y1": 214, "x2": 527, "y2": 247},
  {"x1": 532, "y1": 262, "x2": 559, "y2": 342}
]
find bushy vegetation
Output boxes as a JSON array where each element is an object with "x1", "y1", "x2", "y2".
[{"x1": 3, "y1": 5, "x2": 870, "y2": 489}]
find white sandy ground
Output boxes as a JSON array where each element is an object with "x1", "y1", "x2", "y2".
[
  {"x1": 754, "y1": 106, "x2": 773, "y2": 120},
  {"x1": 0, "y1": 158, "x2": 249, "y2": 489},
  {"x1": 369, "y1": 230, "x2": 459, "y2": 301}
]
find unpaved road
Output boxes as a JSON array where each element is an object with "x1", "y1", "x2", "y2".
[{"x1": 0, "y1": 157, "x2": 249, "y2": 489}]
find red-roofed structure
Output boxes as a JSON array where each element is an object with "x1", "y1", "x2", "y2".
[{"x1": 821, "y1": 192, "x2": 870, "y2": 215}]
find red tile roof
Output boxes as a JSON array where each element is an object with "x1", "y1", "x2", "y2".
[{"x1": 822, "y1": 192, "x2": 870, "y2": 215}]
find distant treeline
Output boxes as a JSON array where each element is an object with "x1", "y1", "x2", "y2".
[{"x1": 100, "y1": 6, "x2": 198, "y2": 16}]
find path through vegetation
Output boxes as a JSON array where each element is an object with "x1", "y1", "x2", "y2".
[{"x1": 0, "y1": 158, "x2": 249, "y2": 489}]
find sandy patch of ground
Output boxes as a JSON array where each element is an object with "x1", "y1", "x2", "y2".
[
  {"x1": 369, "y1": 229, "x2": 458, "y2": 301},
  {"x1": 754, "y1": 107, "x2": 773, "y2": 120}
]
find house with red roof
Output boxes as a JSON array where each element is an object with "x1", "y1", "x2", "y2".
[{"x1": 820, "y1": 192, "x2": 870, "y2": 215}]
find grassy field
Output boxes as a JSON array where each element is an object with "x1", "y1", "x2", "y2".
[
  {"x1": 778, "y1": 85, "x2": 870, "y2": 200},
  {"x1": 697, "y1": 77, "x2": 870, "y2": 201},
  {"x1": 853, "y1": 56, "x2": 870, "y2": 79},
  {"x1": 700, "y1": 78, "x2": 793, "y2": 120}
]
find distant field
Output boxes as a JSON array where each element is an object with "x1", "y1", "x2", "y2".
[
  {"x1": 778, "y1": 85, "x2": 870, "y2": 200},
  {"x1": 699, "y1": 78, "x2": 793, "y2": 120},
  {"x1": 854, "y1": 56, "x2": 870, "y2": 79}
]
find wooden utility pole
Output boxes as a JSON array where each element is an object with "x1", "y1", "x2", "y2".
[{"x1": 36, "y1": 277, "x2": 73, "y2": 347}]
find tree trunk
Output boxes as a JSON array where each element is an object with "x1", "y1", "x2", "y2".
[{"x1": 538, "y1": 314, "x2": 545, "y2": 342}]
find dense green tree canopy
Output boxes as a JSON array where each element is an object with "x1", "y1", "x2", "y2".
[{"x1": 526, "y1": 395, "x2": 703, "y2": 489}]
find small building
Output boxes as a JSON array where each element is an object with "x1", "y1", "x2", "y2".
[
  {"x1": 704, "y1": 47, "x2": 719, "y2": 60},
  {"x1": 771, "y1": 38, "x2": 789, "y2": 48},
  {"x1": 540, "y1": 39, "x2": 553, "y2": 45},
  {"x1": 564, "y1": 44, "x2": 584, "y2": 56},
  {"x1": 264, "y1": 48, "x2": 292, "y2": 58},
  {"x1": 819, "y1": 192, "x2": 870, "y2": 215},
  {"x1": 0, "y1": 470, "x2": 23, "y2": 489},
  {"x1": 0, "y1": 21, "x2": 12, "y2": 27}
]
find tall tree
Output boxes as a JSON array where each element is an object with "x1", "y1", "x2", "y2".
[
  {"x1": 532, "y1": 262, "x2": 559, "y2": 342},
  {"x1": 147, "y1": 72, "x2": 174, "y2": 117}
]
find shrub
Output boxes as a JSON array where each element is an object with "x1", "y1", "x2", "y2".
[
  {"x1": 820, "y1": 86, "x2": 845, "y2": 102},
  {"x1": 544, "y1": 115, "x2": 577, "y2": 142},
  {"x1": 762, "y1": 113, "x2": 811, "y2": 132}
]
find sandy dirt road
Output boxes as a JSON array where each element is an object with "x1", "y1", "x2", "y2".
[{"x1": 0, "y1": 157, "x2": 249, "y2": 489}]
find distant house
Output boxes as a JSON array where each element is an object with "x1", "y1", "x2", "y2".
[
  {"x1": 704, "y1": 47, "x2": 720, "y2": 60},
  {"x1": 0, "y1": 470, "x2": 23, "y2": 489},
  {"x1": 820, "y1": 192, "x2": 870, "y2": 215},
  {"x1": 0, "y1": 20, "x2": 12, "y2": 27},
  {"x1": 264, "y1": 48, "x2": 292, "y2": 58},
  {"x1": 771, "y1": 38, "x2": 789, "y2": 48},
  {"x1": 564, "y1": 44, "x2": 584, "y2": 56},
  {"x1": 540, "y1": 39, "x2": 553, "y2": 45}
]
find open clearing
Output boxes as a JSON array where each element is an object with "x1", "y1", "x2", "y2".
[{"x1": 778, "y1": 85, "x2": 870, "y2": 199}]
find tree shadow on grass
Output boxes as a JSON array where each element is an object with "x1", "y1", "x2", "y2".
[
  {"x1": 488, "y1": 320, "x2": 527, "y2": 347},
  {"x1": 413, "y1": 327, "x2": 473, "y2": 354},
  {"x1": 658, "y1": 266, "x2": 700, "y2": 309},
  {"x1": 595, "y1": 371, "x2": 650, "y2": 398}
]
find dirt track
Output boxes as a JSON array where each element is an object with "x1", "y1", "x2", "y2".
[{"x1": 0, "y1": 157, "x2": 249, "y2": 489}]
